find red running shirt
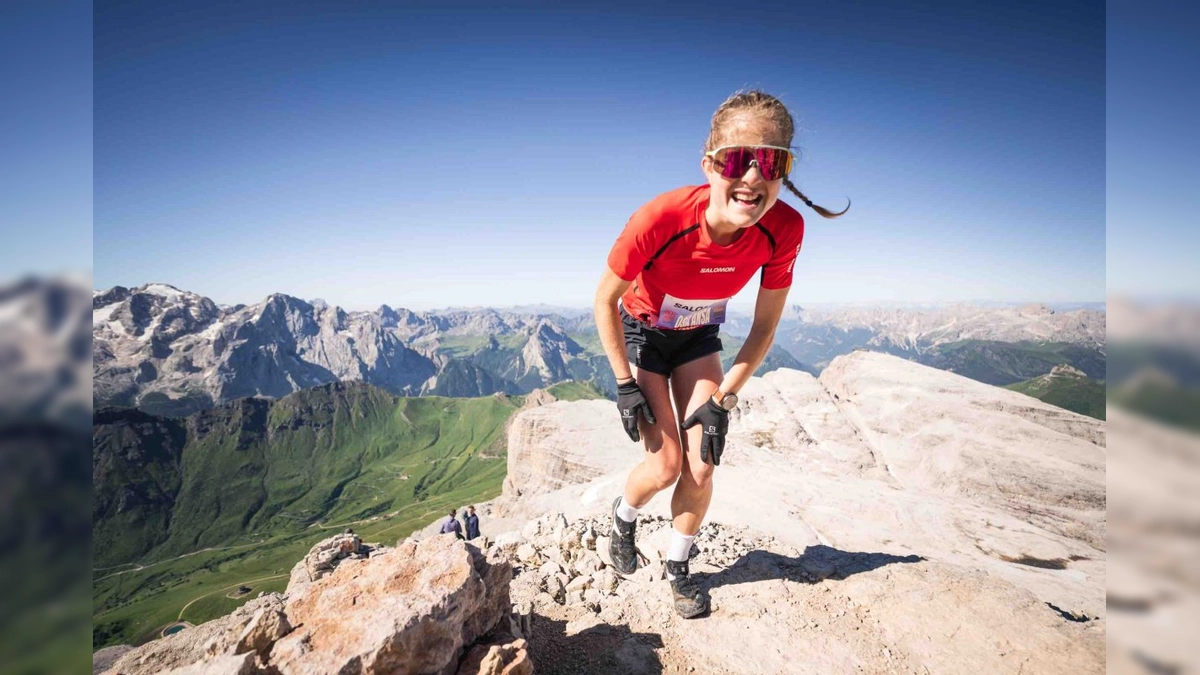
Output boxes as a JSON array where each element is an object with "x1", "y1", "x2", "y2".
[{"x1": 606, "y1": 185, "x2": 805, "y2": 329}]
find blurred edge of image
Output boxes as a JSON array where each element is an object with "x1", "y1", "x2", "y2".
[
  {"x1": 1106, "y1": 298, "x2": 1200, "y2": 673},
  {"x1": 0, "y1": 274, "x2": 93, "y2": 674},
  {"x1": 0, "y1": 0, "x2": 93, "y2": 671},
  {"x1": 1106, "y1": 0, "x2": 1200, "y2": 671}
]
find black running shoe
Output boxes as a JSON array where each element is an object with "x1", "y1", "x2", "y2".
[
  {"x1": 609, "y1": 497, "x2": 639, "y2": 575},
  {"x1": 666, "y1": 559, "x2": 709, "y2": 618}
]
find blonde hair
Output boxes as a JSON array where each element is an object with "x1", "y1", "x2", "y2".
[{"x1": 706, "y1": 90, "x2": 849, "y2": 219}]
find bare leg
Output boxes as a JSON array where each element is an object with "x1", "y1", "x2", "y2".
[
  {"x1": 622, "y1": 366, "x2": 683, "y2": 508},
  {"x1": 668, "y1": 353, "x2": 723, "y2": 535}
]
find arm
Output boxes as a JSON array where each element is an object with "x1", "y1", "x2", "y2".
[
  {"x1": 717, "y1": 285, "x2": 792, "y2": 396},
  {"x1": 594, "y1": 266, "x2": 658, "y2": 441},
  {"x1": 594, "y1": 267, "x2": 635, "y2": 383},
  {"x1": 682, "y1": 284, "x2": 792, "y2": 466}
]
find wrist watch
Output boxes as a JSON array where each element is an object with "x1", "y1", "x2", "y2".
[{"x1": 712, "y1": 387, "x2": 739, "y2": 411}]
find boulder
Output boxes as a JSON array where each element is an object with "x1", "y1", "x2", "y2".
[
  {"x1": 270, "y1": 535, "x2": 513, "y2": 675},
  {"x1": 286, "y1": 532, "x2": 372, "y2": 603},
  {"x1": 455, "y1": 638, "x2": 533, "y2": 675}
]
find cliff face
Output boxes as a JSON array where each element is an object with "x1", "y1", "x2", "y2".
[
  {"x1": 498, "y1": 400, "x2": 622, "y2": 508},
  {"x1": 100, "y1": 352, "x2": 1108, "y2": 674}
]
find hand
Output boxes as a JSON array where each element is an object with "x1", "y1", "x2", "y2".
[
  {"x1": 616, "y1": 380, "x2": 657, "y2": 442},
  {"x1": 681, "y1": 399, "x2": 730, "y2": 466}
]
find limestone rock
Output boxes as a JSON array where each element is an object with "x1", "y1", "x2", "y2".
[
  {"x1": 455, "y1": 638, "x2": 533, "y2": 675},
  {"x1": 515, "y1": 543, "x2": 538, "y2": 563},
  {"x1": 92, "y1": 646, "x2": 133, "y2": 675},
  {"x1": 102, "y1": 594, "x2": 286, "y2": 675},
  {"x1": 161, "y1": 653, "x2": 255, "y2": 675},
  {"x1": 498, "y1": 401, "x2": 627, "y2": 510},
  {"x1": 498, "y1": 512, "x2": 1104, "y2": 674},
  {"x1": 270, "y1": 535, "x2": 512, "y2": 675},
  {"x1": 286, "y1": 532, "x2": 371, "y2": 603},
  {"x1": 233, "y1": 605, "x2": 291, "y2": 657}
]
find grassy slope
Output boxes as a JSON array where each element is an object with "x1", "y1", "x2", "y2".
[
  {"x1": 916, "y1": 340, "x2": 1106, "y2": 386},
  {"x1": 545, "y1": 380, "x2": 607, "y2": 401},
  {"x1": 93, "y1": 383, "x2": 519, "y2": 648},
  {"x1": 435, "y1": 335, "x2": 492, "y2": 358},
  {"x1": 1005, "y1": 374, "x2": 1106, "y2": 420}
]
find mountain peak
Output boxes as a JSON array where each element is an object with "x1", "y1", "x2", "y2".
[
  {"x1": 138, "y1": 283, "x2": 187, "y2": 300},
  {"x1": 1050, "y1": 363, "x2": 1087, "y2": 378}
]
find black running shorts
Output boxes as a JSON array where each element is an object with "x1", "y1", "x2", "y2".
[{"x1": 620, "y1": 305, "x2": 723, "y2": 376}]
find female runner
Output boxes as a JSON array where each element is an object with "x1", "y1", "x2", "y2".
[{"x1": 594, "y1": 90, "x2": 847, "y2": 618}]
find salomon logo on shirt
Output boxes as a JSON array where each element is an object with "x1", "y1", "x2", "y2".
[{"x1": 699, "y1": 267, "x2": 736, "y2": 273}]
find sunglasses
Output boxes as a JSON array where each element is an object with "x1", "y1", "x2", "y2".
[{"x1": 705, "y1": 145, "x2": 794, "y2": 181}]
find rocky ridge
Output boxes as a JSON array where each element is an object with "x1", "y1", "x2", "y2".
[
  {"x1": 793, "y1": 303, "x2": 1105, "y2": 351},
  {"x1": 489, "y1": 352, "x2": 1107, "y2": 672}
]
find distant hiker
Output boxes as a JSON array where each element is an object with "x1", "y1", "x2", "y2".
[
  {"x1": 440, "y1": 509, "x2": 464, "y2": 540},
  {"x1": 464, "y1": 505, "x2": 480, "y2": 540},
  {"x1": 595, "y1": 90, "x2": 848, "y2": 619}
]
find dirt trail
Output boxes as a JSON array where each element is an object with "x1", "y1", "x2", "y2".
[
  {"x1": 177, "y1": 574, "x2": 288, "y2": 621},
  {"x1": 93, "y1": 542, "x2": 263, "y2": 581}
]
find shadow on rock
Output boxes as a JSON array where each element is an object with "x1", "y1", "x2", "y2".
[
  {"x1": 528, "y1": 613, "x2": 665, "y2": 675},
  {"x1": 697, "y1": 545, "x2": 924, "y2": 591}
]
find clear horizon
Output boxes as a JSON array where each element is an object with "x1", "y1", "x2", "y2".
[{"x1": 95, "y1": 279, "x2": 1105, "y2": 315}]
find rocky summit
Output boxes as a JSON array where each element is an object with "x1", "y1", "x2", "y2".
[{"x1": 97, "y1": 352, "x2": 1106, "y2": 674}]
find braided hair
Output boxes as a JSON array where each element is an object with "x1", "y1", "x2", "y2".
[{"x1": 706, "y1": 90, "x2": 849, "y2": 219}]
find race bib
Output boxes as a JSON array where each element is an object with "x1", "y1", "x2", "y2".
[{"x1": 656, "y1": 294, "x2": 730, "y2": 329}]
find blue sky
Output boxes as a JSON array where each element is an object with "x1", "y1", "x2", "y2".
[
  {"x1": 81, "y1": 1, "x2": 1108, "y2": 309},
  {"x1": 1106, "y1": 0, "x2": 1199, "y2": 300},
  {"x1": 0, "y1": 1, "x2": 92, "y2": 278}
]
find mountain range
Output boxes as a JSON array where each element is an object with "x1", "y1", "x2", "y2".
[
  {"x1": 93, "y1": 284, "x2": 1106, "y2": 417},
  {"x1": 93, "y1": 284, "x2": 609, "y2": 416}
]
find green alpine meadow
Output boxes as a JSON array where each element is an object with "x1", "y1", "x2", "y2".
[
  {"x1": 1004, "y1": 365, "x2": 1106, "y2": 420},
  {"x1": 92, "y1": 379, "x2": 603, "y2": 648}
]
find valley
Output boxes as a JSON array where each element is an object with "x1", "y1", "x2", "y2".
[{"x1": 92, "y1": 379, "x2": 604, "y2": 648}]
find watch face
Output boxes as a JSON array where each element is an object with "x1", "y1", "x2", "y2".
[{"x1": 720, "y1": 393, "x2": 738, "y2": 410}]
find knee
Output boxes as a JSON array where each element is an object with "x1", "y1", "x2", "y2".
[
  {"x1": 648, "y1": 447, "x2": 683, "y2": 489},
  {"x1": 652, "y1": 463, "x2": 682, "y2": 490},
  {"x1": 687, "y1": 462, "x2": 715, "y2": 490}
]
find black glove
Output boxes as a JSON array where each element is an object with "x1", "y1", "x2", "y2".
[
  {"x1": 616, "y1": 380, "x2": 656, "y2": 442},
  {"x1": 681, "y1": 399, "x2": 730, "y2": 466}
]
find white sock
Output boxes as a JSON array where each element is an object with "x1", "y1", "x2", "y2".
[
  {"x1": 616, "y1": 497, "x2": 640, "y2": 524},
  {"x1": 666, "y1": 528, "x2": 695, "y2": 563}
]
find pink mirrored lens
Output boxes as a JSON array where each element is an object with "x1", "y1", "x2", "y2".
[
  {"x1": 719, "y1": 147, "x2": 752, "y2": 178},
  {"x1": 757, "y1": 148, "x2": 781, "y2": 179},
  {"x1": 715, "y1": 147, "x2": 791, "y2": 180}
]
